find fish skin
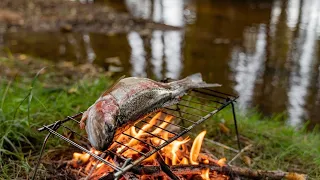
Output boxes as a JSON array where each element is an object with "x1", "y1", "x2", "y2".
[{"x1": 81, "y1": 73, "x2": 221, "y2": 151}]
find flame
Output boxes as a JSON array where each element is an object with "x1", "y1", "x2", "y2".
[
  {"x1": 203, "y1": 159, "x2": 209, "y2": 164},
  {"x1": 117, "y1": 112, "x2": 162, "y2": 153},
  {"x1": 171, "y1": 137, "x2": 190, "y2": 165},
  {"x1": 73, "y1": 152, "x2": 91, "y2": 163},
  {"x1": 180, "y1": 157, "x2": 189, "y2": 165},
  {"x1": 217, "y1": 158, "x2": 227, "y2": 167},
  {"x1": 200, "y1": 168, "x2": 210, "y2": 180},
  {"x1": 71, "y1": 113, "x2": 227, "y2": 179},
  {"x1": 152, "y1": 115, "x2": 173, "y2": 134},
  {"x1": 190, "y1": 131, "x2": 206, "y2": 165}
]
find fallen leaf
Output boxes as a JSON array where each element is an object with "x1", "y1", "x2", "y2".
[
  {"x1": 241, "y1": 155, "x2": 252, "y2": 166},
  {"x1": 219, "y1": 123, "x2": 230, "y2": 135}
]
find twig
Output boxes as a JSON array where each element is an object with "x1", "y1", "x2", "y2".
[
  {"x1": 204, "y1": 137, "x2": 239, "y2": 153},
  {"x1": 228, "y1": 144, "x2": 253, "y2": 165},
  {"x1": 70, "y1": 169, "x2": 87, "y2": 177}
]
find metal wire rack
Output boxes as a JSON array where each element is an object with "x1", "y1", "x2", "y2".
[{"x1": 33, "y1": 88, "x2": 239, "y2": 179}]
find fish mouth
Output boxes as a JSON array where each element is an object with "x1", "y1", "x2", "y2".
[
  {"x1": 86, "y1": 110, "x2": 117, "y2": 151},
  {"x1": 87, "y1": 124, "x2": 116, "y2": 151}
]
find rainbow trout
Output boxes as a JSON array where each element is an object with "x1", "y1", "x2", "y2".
[{"x1": 80, "y1": 73, "x2": 221, "y2": 150}]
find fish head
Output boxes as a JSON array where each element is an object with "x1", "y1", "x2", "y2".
[{"x1": 85, "y1": 100, "x2": 117, "y2": 151}]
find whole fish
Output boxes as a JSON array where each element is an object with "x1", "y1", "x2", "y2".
[{"x1": 80, "y1": 73, "x2": 221, "y2": 151}]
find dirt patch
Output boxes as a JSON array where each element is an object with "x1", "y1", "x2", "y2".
[
  {"x1": 0, "y1": 0, "x2": 181, "y2": 34},
  {"x1": 0, "y1": 53, "x2": 112, "y2": 87}
]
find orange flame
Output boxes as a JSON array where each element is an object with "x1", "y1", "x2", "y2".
[
  {"x1": 217, "y1": 158, "x2": 227, "y2": 167},
  {"x1": 200, "y1": 168, "x2": 210, "y2": 180},
  {"x1": 171, "y1": 137, "x2": 190, "y2": 165},
  {"x1": 117, "y1": 112, "x2": 162, "y2": 153},
  {"x1": 189, "y1": 131, "x2": 206, "y2": 165},
  {"x1": 152, "y1": 115, "x2": 173, "y2": 134},
  {"x1": 71, "y1": 113, "x2": 227, "y2": 179},
  {"x1": 180, "y1": 157, "x2": 189, "y2": 165},
  {"x1": 73, "y1": 152, "x2": 90, "y2": 163}
]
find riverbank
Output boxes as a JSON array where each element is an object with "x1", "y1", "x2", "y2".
[
  {"x1": 0, "y1": 55, "x2": 319, "y2": 179},
  {"x1": 0, "y1": 0, "x2": 180, "y2": 34}
]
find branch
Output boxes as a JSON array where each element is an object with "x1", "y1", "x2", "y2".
[{"x1": 129, "y1": 164, "x2": 307, "y2": 180}]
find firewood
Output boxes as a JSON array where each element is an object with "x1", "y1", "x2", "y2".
[{"x1": 122, "y1": 164, "x2": 307, "y2": 180}]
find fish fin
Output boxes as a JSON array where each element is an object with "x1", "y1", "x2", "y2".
[
  {"x1": 100, "y1": 75, "x2": 125, "y2": 97},
  {"x1": 80, "y1": 110, "x2": 88, "y2": 129},
  {"x1": 194, "y1": 82, "x2": 221, "y2": 88},
  {"x1": 185, "y1": 73, "x2": 221, "y2": 88}
]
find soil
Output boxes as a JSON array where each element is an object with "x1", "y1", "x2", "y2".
[
  {"x1": 0, "y1": 0, "x2": 181, "y2": 34},
  {"x1": 0, "y1": 53, "x2": 112, "y2": 88}
]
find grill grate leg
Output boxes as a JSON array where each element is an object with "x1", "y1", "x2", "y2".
[
  {"x1": 32, "y1": 122, "x2": 60, "y2": 180},
  {"x1": 231, "y1": 101, "x2": 241, "y2": 150},
  {"x1": 156, "y1": 152, "x2": 180, "y2": 180}
]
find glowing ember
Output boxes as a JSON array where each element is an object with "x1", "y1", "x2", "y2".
[
  {"x1": 201, "y1": 168, "x2": 210, "y2": 180},
  {"x1": 70, "y1": 113, "x2": 227, "y2": 179}
]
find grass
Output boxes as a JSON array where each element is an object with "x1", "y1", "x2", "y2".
[
  {"x1": 197, "y1": 108, "x2": 320, "y2": 179},
  {"x1": 0, "y1": 55, "x2": 113, "y2": 179},
  {"x1": 0, "y1": 55, "x2": 320, "y2": 179}
]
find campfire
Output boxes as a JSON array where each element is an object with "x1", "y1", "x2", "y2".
[
  {"x1": 69, "y1": 112, "x2": 228, "y2": 180},
  {"x1": 35, "y1": 89, "x2": 307, "y2": 180}
]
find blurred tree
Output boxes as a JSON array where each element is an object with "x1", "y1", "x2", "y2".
[{"x1": 95, "y1": 0, "x2": 128, "y2": 12}]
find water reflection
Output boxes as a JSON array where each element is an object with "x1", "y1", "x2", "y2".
[
  {"x1": 128, "y1": 31, "x2": 147, "y2": 77},
  {"x1": 2, "y1": 0, "x2": 320, "y2": 128},
  {"x1": 151, "y1": 30, "x2": 164, "y2": 79},
  {"x1": 83, "y1": 34, "x2": 96, "y2": 63},
  {"x1": 270, "y1": 0, "x2": 282, "y2": 37},
  {"x1": 287, "y1": 0, "x2": 319, "y2": 126},
  {"x1": 125, "y1": 0, "x2": 185, "y2": 27},
  {"x1": 231, "y1": 25, "x2": 266, "y2": 110},
  {"x1": 128, "y1": 30, "x2": 183, "y2": 78},
  {"x1": 126, "y1": 0, "x2": 184, "y2": 78},
  {"x1": 66, "y1": 33, "x2": 83, "y2": 62},
  {"x1": 125, "y1": 0, "x2": 152, "y2": 19},
  {"x1": 163, "y1": 31, "x2": 183, "y2": 79},
  {"x1": 161, "y1": 0, "x2": 184, "y2": 27},
  {"x1": 286, "y1": 0, "x2": 300, "y2": 30}
]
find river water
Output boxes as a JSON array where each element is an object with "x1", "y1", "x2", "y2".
[{"x1": 2, "y1": 0, "x2": 320, "y2": 128}]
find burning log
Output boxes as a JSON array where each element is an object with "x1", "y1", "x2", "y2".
[
  {"x1": 114, "y1": 164, "x2": 306, "y2": 180},
  {"x1": 99, "y1": 165, "x2": 230, "y2": 180}
]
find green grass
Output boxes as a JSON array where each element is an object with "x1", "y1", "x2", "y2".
[
  {"x1": 196, "y1": 109, "x2": 320, "y2": 179},
  {"x1": 0, "y1": 55, "x2": 113, "y2": 179},
  {"x1": 0, "y1": 56, "x2": 320, "y2": 179}
]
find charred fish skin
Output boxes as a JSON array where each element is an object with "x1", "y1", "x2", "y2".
[{"x1": 82, "y1": 73, "x2": 221, "y2": 151}]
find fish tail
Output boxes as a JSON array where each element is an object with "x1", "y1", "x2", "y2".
[{"x1": 182, "y1": 73, "x2": 221, "y2": 89}]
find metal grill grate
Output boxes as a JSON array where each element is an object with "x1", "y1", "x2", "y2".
[{"x1": 33, "y1": 88, "x2": 239, "y2": 179}]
